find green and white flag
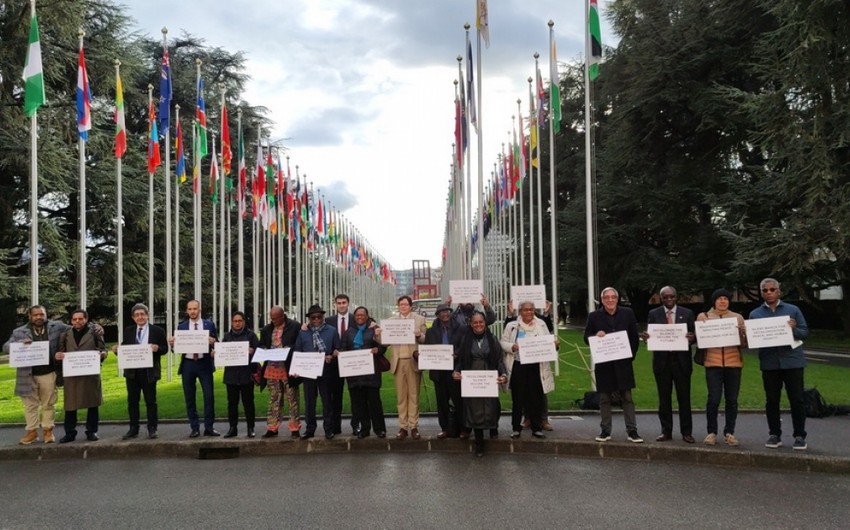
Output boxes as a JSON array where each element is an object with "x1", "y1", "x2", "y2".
[
  {"x1": 550, "y1": 36, "x2": 561, "y2": 133},
  {"x1": 22, "y1": 11, "x2": 45, "y2": 116}
]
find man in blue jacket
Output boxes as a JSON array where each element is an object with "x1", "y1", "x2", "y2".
[{"x1": 749, "y1": 278, "x2": 809, "y2": 451}]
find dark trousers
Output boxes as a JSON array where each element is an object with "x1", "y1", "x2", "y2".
[
  {"x1": 181, "y1": 358, "x2": 215, "y2": 431},
  {"x1": 705, "y1": 367, "x2": 741, "y2": 435},
  {"x1": 226, "y1": 383, "x2": 255, "y2": 429},
  {"x1": 654, "y1": 358, "x2": 693, "y2": 436},
  {"x1": 303, "y1": 375, "x2": 339, "y2": 435},
  {"x1": 126, "y1": 377, "x2": 158, "y2": 431},
  {"x1": 433, "y1": 374, "x2": 463, "y2": 436},
  {"x1": 331, "y1": 376, "x2": 346, "y2": 434},
  {"x1": 510, "y1": 360, "x2": 545, "y2": 432},
  {"x1": 350, "y1": 386, "x2": 386, "y2": 435},
  {"x1": 64, "y1": 407, "x2": 99, "y2": 436},
  {"x1": 763, "y1": 368, "x2": 807, "y2": 439}
]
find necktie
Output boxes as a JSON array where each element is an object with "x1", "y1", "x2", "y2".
[
  {"x1": 193, "y1": 322, "x2": 199, "y2": 359},
  {"x1": 667, "y1": 310, "x2": 674, "y2": 324},
  {"x1": 340, "y1": 315, "x2": 347, "y2": 336},
  {"x1": 441, "y1": 327, "x2": 448, "y2": 345},
  {"x1": 137, "y1": 327, "x2": 143, "y2": 343}
]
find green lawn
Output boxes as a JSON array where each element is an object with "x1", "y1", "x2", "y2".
[{"x1": 2, "y1": 329, "x2": 849, "y2": 423}]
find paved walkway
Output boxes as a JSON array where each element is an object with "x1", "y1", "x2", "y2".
[{"x1": 2, "y1": 410, "x2": 848, "y2": 474}]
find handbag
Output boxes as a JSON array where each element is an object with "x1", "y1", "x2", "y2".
[
  {"x1": 693, "y1": 348, "x2": 706, "y2": 366},
  {"x1": 376, "y1": 353, "x2": 391, "y2": 373}
]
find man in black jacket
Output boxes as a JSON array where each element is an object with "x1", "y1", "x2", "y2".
[{"x1": 424, "y1": 304, "x2": 465, "y2": 438}]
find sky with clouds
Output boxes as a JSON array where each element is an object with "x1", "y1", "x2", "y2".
[{"x1": 123, "y1": 0, "x2": 614, "y2": 270}]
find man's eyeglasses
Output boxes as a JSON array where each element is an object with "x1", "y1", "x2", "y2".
[
  {"x1": 308, "y1": 315, "x2": 323, "y2": 320},
  {"x1": 762, "y1": 288, "x2": 778, "y2": 293}
]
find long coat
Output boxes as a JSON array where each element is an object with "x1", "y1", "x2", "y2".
[
  {"x1": 341, "y1": 325, "x2": 386, "y2": 389},
  {"x1": 583, "y1": 306, "x2": 640, "y2": 393},
  {"x1": 58, "y1": 328, "x2": 106, "y2": 411}
]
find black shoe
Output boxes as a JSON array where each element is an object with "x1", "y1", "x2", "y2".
[
  {"x1": 489, "y1": 428, "x2": 499, "y2": 439},
  {"x1": 357, "y1": 431, "x2": 370, "y2": 439},
  {"x1": 325, "y1": 432, "x2": 335, "y2": 440},
  {"x1": 300, "y1": 432, "x2": 314, "y2": 440},
  {"x1": 352, "y1": 428, "x2": 361, "y2": 437},
  {"x1": 224, "y1": 427, "x2": 238, "y2": 438},
  {"x1": 189, "y1": 430, "x2": 201, "y2": 438},
  {"x1": 85, "y1": 432, "x2": 99, "y2": 442},
  {"x1": 376, "y1": 431, "x2": 386, "y2": 439},
  {"x1": 122, "y1": 429, "x2": 139, "y2": 440},
  {"x1": 262, "y1": 430, "x2": 279, "y2": 438},
  {"x1": 204, "y1": 429, "x2": 221, "y2": 437},
  {"x1": 247, "y1": 429, "x2": 255, "y2": 438},
  {"x1": 290, "y1": 431, "x2": 301, "y2": 439},
  {"x1": 531, "y1": 431, "x2": 545, "y2": 439},
  {"x1": 59, "y1": 434, "x2": 76, "y2": 444},
  {"x1": 148, "y1": 429, "x2": 158, "y2": 439}
]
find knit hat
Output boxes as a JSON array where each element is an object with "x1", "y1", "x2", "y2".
[{"x1": 710, "y1": 288, "x2": 732, "y2": 307}]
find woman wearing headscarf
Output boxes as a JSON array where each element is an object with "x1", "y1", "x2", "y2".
[
  {"x1": 698, "y1": 288, "x2": 748, "y2": 446},
  {"x1": 452, "y1": 312, "x2": 508, "y2": 457},
  {"x1": 341, "y1": 306, "x2": 387, "y2": 439}
]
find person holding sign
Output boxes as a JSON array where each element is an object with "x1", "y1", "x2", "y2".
[
  {"x1": 452, "y1": 312, "x2": 508, "y2": 457},
  {"x1": 221, "y1": 311, "x2": 260, "y2": 438},
  {"x1": 447, "y1": 294, "x2": 496, "y2": 328},
  {"x1": 259, "y1": 306, "x2": 301, "y2": 438},
  {"x1": 583, "y1": 287, "x2": 642, "y2": 443},
  {"x1": 749, "y1": 278, "x2": 810, "y2": 451},
  {"x1": 501, "y1": 302, "x2": 555, "y2": 440},
  {"x1": 641, "y1": 286, "x2": 696, "y2": 444},
  {"x1": 54, "y1": 309, "x2": 107, "y2": 443},
  {"x1": 3, "y1": 305, "x2": 71, "y2": 445},
  {"x1": 423, "y1": 303, "x2": 464, "y2": 439},
  {"x1": 697, "y1": 288, "x2": 747, "y2": 447},
  {"x1": 293, "y1": 305, "x2": 341, "y2": 440},
  {"x1": 341, "y1": 306, "x2": 387, "y2": 439},
  {"x1": 116, "y1": 303, "x2": 168, "y2": 440},
  {"x1": 382, "y1": 295, "x2": 427, "y2": 440},
  {"x1": 168, "y1": 300, "x2": 219, "y2": 438}
]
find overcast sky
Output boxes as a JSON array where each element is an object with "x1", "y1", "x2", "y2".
[{"x1": 122, "y1": 0, "x2": 614, "y2": 270}]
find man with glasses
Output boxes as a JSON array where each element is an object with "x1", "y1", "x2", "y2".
[
  {"x1": 641, "y1": 286, "x2": 696, "y2": 443},
  {"x1": 749, "y1": 278, "x2": 810, "y2": 451}
]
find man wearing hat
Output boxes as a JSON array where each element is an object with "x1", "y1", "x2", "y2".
[
  {"x1": 423, "y1": 303, "x2": 464, "y2": 438},
  {"x1": 293, "y1": 304, "x2": 342, "y2": 440}
]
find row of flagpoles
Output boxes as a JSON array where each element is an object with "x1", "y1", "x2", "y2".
[
  {"x1": 22, "y1": 1, "x2": 399, "y2": 362},
  {"x1": 440, "y1": 2, "x2": 604, "y2": 361}
]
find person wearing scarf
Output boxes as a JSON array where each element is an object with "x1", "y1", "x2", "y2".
[
  {"x1": 697, "y1": 288, "x2": 747, "y2": 447},
  {"x1": 293, "y1": 305, "x2": 341, "y2": 440},
  {"x1": 341, "y1": 306, "x2": 387, "y2": 438},
  {"x1": 221, "y1": 311, "x2": 261, "y2": 438}
]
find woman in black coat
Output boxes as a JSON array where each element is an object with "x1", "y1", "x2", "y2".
[
  {"x1": 220, "y1": 311, "x2": 260, "y2": 438},
  {"x1": 452, "y1": 312, "x2": 508, "y2": 457},
  {"x1": 341, "y1": 306, "x2": 388, "y2": 439}
]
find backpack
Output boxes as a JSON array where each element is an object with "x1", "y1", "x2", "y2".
[
  {"x1": 804, "y1": 387, "x2": 832, "y2": 418},
  {"x1": 575, "y1": 391, "x2": 622, "y2": 410}
]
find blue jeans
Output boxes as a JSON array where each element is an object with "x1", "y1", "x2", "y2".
[{"x1": 705, "y1": 367, "x2": 741, "y2": 436}]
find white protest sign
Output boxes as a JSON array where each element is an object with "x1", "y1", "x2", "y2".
[
  {"x1": 117, "y1": 344, "x2": 153, "y2": 370},
  {"x1": 695, "y1": 319, "x2": 740, "y2": 349},
  {"x1": 214, "y1": 341, "x2": 250, "y2": 367},
  {"x1": 449, "y1": 280, "x2": 484, "y2": 305},
  {"x1": 289, "y1": 351, "x2": 325, "y2": 379},
  {"x1": 517, "y1": 334, "x2": 557, "y2": 364},
  {"x1": 9, "y1": 341, "x2": 50, "y2": 368},
  {"x1": 338, "y1": 349, "x2": 375, "y2": 378},
  {"x1": 746, "y1": 316, "x2": 794, "y2": 349},
  {"x1": 418, "y1": 344, "x2": 455, "y2": 371},
  {"x1": 174, "y1": 329, "x2": 211, "y2": 355},
  {"x1": 588, "y1": 331, "x2": 634, "y2": 365},
  {"x1": 62, "y1": 350, "x2": 101, "y2": 377},
  {"x1": 509, "y1": 285, "x2": 547, "y2": 310},
  {"x1": 380, "y1": 319, "x2": 415, "y2": 345},
  {"x1": 646, "y1": 323, "x2": 689, "y2": 352},
  {"x1": 252, "y1": 347, "x2": 290, "y2": 363},
  {"x1": 460, "y1": 370, "x2": 499, "y2": 398}
]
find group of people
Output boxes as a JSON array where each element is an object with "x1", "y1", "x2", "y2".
[
  {"x1": 586, "y1": 277, "x2": 810, "y2": 451},
  {"x1": 4, "y1": 276, "x2": 810, "y2": 455}
]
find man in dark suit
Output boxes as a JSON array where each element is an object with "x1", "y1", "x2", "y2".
[
  {"x1": 642, "y1": 286, "x2": 696, "y2": 443},
  {"x1": 168, "y1": 299, "x2": 219, "y2": 437},
  {"x1": 325, "y1": 294, "x2": 351, "y2": 435},
  {"x1": 115, "y1": 303, "x2": 168, "y2": 440}
]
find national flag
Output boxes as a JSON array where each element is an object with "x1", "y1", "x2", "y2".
[
  {"x1": 589, "y1": 0, "x2": 602, "y2": 81},
  {"x1": 175, "y1": 119, "x2": 186, "y2": 183},
  {"x1": 114, "y1": 71, "x2": 127, "y2": 158},
  {"x1": 530, "y1": 113, "x2": 539, "y2": 169},
  {"x1": 209, "y1": 143, "x2": 220, "y2": 204},
  {"x1": 317, "y1": 199, "x2": 325, "y2": 237},
  {"x1": 476, "y1": 0, "x2": 490, "y2": 48},
  {"x1": 76, "y1": 46, "x2": 92, "y2": 141},
  {"x1": 220, "y1": 101, "x2": 231, "y2": 176},
  {"x1": 22, "y1": 11, "x2": 45, "y2": 117},
  {"x1": 454, "y1": 96, "x2": 462, "y2": 167},
  {"x1": 195, "y1": 75, "x2": 208, "y2": 157},
  {"x1": 254, "y1": 139, "x2": 265, "y2": 222},
  {"x1": 147, "y1": 101, "x2": 161, "y2": 173},
  {"x1": 466, "y1": 41, "x2": 477, "y2": 133},
  {"x1": 549, "y1": 35, "x2": 561, "y2": 133},
  {"x1": 537, "y1": 67, "x2": 546, "y2": 124},
  {"x1": 238, "y1": 124, "x2": 246, "y2": 218},
  {"x1": 159, "y1": 46, "x2": 172, "y2": 134}
]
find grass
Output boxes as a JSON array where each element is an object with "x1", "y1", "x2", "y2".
[{"x1": 2, "y1": 329, "x2": 849, "y2": 423}]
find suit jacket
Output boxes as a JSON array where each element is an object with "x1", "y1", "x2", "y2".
[
  {"x1": 58, "y1": 327, "x2": 106, "y2": 410},
  {"x1": 121, "y1": 324, "x2": 168, "y2": 383},
  {"x1": 646, "y1": 305, "x2": 695, "y2": 374},
  {"x1": 175, "y1": 319, "x2": 218, "y2": 375},
  {"x1": 325, "y1": 313, "x2": 351, "y2": 338},
  {"x1": 381, "y1": 312, "x2": 426, "y2": 374}
]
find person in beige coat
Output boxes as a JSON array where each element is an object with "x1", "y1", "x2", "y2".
[
  {"x1": 56, "y1": 309, "x2": 107, "y2": 443},
  {"x1": 381, "y1": 295, "x2": 427, "y2": 440}
]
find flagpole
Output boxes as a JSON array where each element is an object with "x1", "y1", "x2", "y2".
[
  {"x1": 463, "y1": 26, "x2": 473, "y2": 281},
  {"x1": 77, "y1": 30, "x2": 88, "y2": 310},
  {"x1": 252, "y1": 125, "x2": 261, "y2": 332},
  {"x1": 295, "y1": 165, "x2": 302, "y2": 317},
  {"x1": 219, "y1": 87, "x2": 227, "y2": 327},
  {"x1": 26, "y1": 0, "x2": 41, "y2": 306},
  {"x1": 194, "y1": 59, "x2": 203, "y2": 301},
  {"x1": 527, "y1": 75, "x2": 536, "y2": 285},
  {"x1": 174, "y1": 102, "x2": 182, "y2": 330},
  {"x1": 237, "y1": 109, "x2": 245, "y2": 313},
  {"x1": 115, "y1": 60, "x2": 124, "y2": 343},
  {"x1": 534, "y1": 54, "x2": 545, "y2": 287},
  {"x1": 585, "y1": 0, "x2": 598, "y2": 313},
  {"x1": 146, "y1": 85, "x2": 155, "y2": 317},
  {"x1": 286, "y1": 156, "x2": 293, "y2": 314},
  {"x1": 518, "y1": 100, "x2": 527, "y2": 285},
  {"x1": 210, "y1": 132, "x2": 218, "y2": 325},
  {"x1": 475, "y1": 24, "x2": 485, "y2": 282},
  {"x1": 162, "y1": 28, "x2": 173, "y2": 344},
  {"x1": 548, "y1": 20, "x2": 560, "y2": 376}
]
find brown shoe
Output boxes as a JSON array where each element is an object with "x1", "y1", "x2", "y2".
[
  {"x1": 395, "y1": 429, "x2": 408, "y2": 440},
  {"x1": 19, "y1": 430, "x2": 38, "y2": 445},
  {"x1": 542, "y1": 421, "x2": 554, "y2": 431},
  {"x1": 411, "y1": 428, "x2": 421, "y2": 440},
  {"x1": 683, "y1": 434, "x2": 696, "y2": 444},
  {"x1": 436, "y1": 431, "x2": 448, "y2": 440},
  {"x1": 656, "y1": 433, "x2": 672, "y2": 442},
  {"x1": 43, "y1": 427, "x2": 55, "y2": 444},
  {"x1": 522, "y1": 419, "x2": 531, "y2": 429},
  {"x1": 459, "y1": 431, "x2": 470, "y2": 440}
]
